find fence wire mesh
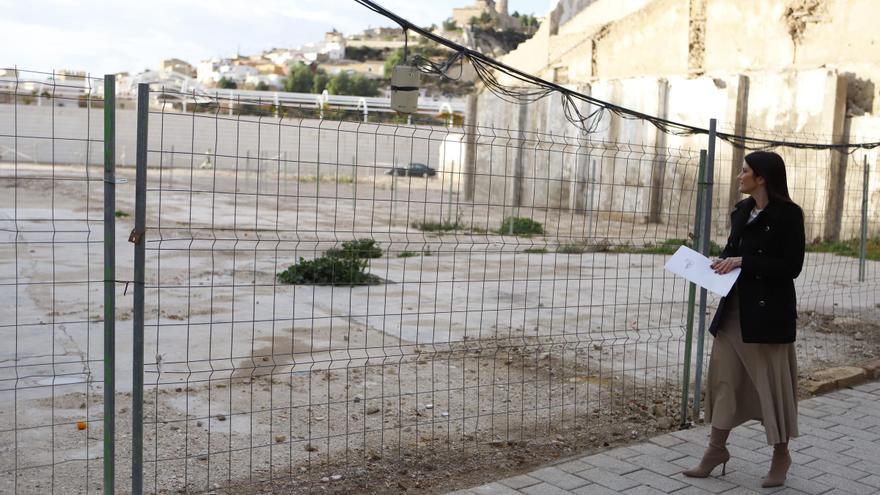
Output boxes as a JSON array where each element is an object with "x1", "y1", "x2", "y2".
[
  {"x1": 0, "y1": 70, "x2": 110, "y2": 493},
  {"x1": 131, "y1": 87, "x2": 878, "y2": 493},
  {"x1": 0, "y1": 75, "x2": 878, "y2": 494}
]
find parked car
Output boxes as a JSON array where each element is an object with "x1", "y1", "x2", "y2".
[{"x1": 385, "y1": 163, "x2": 437, "y2": 177}]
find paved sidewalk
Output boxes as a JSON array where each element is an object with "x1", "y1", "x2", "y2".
[{"x1": 450, "y1": 380, "x2": 880, "y2": 495}]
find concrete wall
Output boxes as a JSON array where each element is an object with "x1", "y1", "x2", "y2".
[
  {"x1": 469, "y1": 68, "x2": 878, "y2": 241},
  {"x1": 593, "y1": 0, "x2": 690, "y2": 79},
  {"x1": 0, "y1": 103, "x2": 457, "y2": 178}
]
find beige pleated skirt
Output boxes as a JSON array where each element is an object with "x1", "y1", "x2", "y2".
[{"x1": 705, "y1": 288, "x2": 799, "y2": 445}]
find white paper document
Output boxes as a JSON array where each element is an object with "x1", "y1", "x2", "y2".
[{"x1": 664, "y1": 245, "x2": 740, "y2": 297}]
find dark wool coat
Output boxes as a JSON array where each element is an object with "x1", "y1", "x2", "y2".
[{"x1": 708, "y1": 197, "x2": 806, "y2": 343}]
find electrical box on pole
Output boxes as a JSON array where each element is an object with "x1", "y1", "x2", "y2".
[{"x1": 390, "y1": 65, "x2": 420, "y2": 114}]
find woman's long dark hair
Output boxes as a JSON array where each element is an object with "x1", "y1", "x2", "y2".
[{"x1": 744, "y1": 151, "x2": 795, "y2": 205}]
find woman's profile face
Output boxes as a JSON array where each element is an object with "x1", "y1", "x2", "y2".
[{"x1": 737, "y1": 163, "x2": 763, "y2": 195}]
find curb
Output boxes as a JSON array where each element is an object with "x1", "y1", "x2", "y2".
[{"x1": 803, "y1": 359, "x2": 880, "y2": 395}]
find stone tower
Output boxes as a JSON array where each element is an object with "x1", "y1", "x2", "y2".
[{"x1": 496, "y1": 0, "x2": 508, "y2": 15}]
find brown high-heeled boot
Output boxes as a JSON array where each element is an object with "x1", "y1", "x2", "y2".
[
  {"x1": 762, "y1": 442, "x2": 791, "y2": 488},
  {"x1": 683, "y1": 427, "x2": 731, "y2": 478}
]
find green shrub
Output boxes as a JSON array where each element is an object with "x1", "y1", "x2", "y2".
[
  {"x1": 325, "y1": 238, "x2": 383, "y2": 259},
  {"x1": 522, "y1": 247, "x2": 548, "y2": 254},
  {"x1": 115, "y1": 210, "x2": 130, "y2": 218},
  {"x1": 412, "y1": 220, "x2": 464, "y2": 232},
  {"x1": 499, "y1": 217, "x2": 544, "y2": 236},
  {"x1": 806, "y1": 238, "x2": 880, "y2": 260},
  {"x1": 277, "y1": 255, "x2": 382, "y2": 285}
]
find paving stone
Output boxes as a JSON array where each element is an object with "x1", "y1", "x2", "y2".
[
  {"x1": 850, "y1": 460, "x2": 880, "y2": 474},
  {"x1": 579, "y1": 453, "x2": 640, "y2": 475},
  {"x1": 498, "y1": 474, "x2": 541, "y2": 489},
  {"x1": 621, "y1": 485, "x2": 667, "y2": 495},
  {"x1": 798, "y1": 446, "x2": 860, "y2": 465},
  {"x1": 648, "y1": 433, "x2": 684, "y2": 448},
  {"x1": 830, "y1": 424, "x2": 880, "y2": 442},
  {"x1": 858, "y1": 382, "x2": 880, "y2": 392},
  {"x1": 629, "y1": 442, "x2": 687, "y2": 461},
  {"x1": 520, "y1": 482, "x2": 573, "y2": 495},
  {"x1": 727, "y1": 433, "x2": 767, "y2": 452},
  {"x1": 624, "y1": 468, "x2": 688, "y2": 492},
  {"x1": 553, "y1": 459, "x2": 592, "y2": 474},
  {"x1": 529, "y1": 467, "x2": 588, "y2": 490},
  {"x1": 625, "y1": 453, "x2": 689, "y2": 476},
  {"x1": 576, "y1": 467, "x2": 640, "y2": 491},
  {"x1": 804, "y1": 457, "x2": 870, "y2": 481},
  {"x1": 805, "y1": 473, "x2": 876, "y2": 495},
  {"x1": 603, "y1": 446, "x2": 642, "y2": 460},
  {"x1": 858, "y1": 474, "x2": 880, "y2": 489},
  {"x1": 795, "y1": 423, "x2": 845, "y2": 441},
  {"x1": 781, "y1": 475, "x2": 835, "y2": 495},
  {"x1": 571, "y1": 483, "x2": 620, "y2": 495},
  {"x1": 447, "y1": 490, "x2": 477, "y2": 495},
  {"x1": 671, "y1": 487, "x2": 715, "y2": 495},
  {"x1": 727, "y1": 444, "x2": 772, "y2": 464},
  {"x1": 471, "y1": 483, "x2": 523, "y2": 495},
  {"x1": 792, "y1": 434, "x2": 852, "y2": 453},
  {"x1": 669, "y1": 472, "x2": 737, "y2": 493},
  {"x1": 798, "y1": 406, "x2": 832, "y2": 419}
]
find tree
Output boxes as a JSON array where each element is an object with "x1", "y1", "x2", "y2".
[
  {"x1": 349, "y1": 74, "x2": 379, "y2": 97},
  {"x1": 217, "y1": 77, "x2": 237, "y2": 89},
  {"x1": 255, "y1": 81, "x2": 270, "y2": 91},
  {"x1": 285, "y1": 63, "x2": 315, "y2": 93},
  {"x1": 383, "y1": 49, "x2": 404, "y2": 79},
  {"x1": 442, "y1": 18, "x2": 458, "y2": 31},
  {"x1": 312, "y1": 72, "x2": 329, "y2": 93},
  {"x1": 327, "y1": 71, "x2": 352, "y2": 95}
]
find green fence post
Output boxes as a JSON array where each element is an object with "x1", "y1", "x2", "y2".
[
  {"x1": 679, "y1": 150, "x2": 707, "y2": 427},
  {"x1": 132, "y1": 82, "x2": 149, "y2": 495},
  {"x1": 102, "y1": 73, "x2": 116, "y2": 495},
  {"x1": 859, "y1": 155, "x2": 869, "y2": 283},
  {"x1": 692, "y1": 119, "x2": 717, "y2": 423}
]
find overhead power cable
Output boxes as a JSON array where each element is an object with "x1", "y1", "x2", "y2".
[{"x1": 354, "y1": 0, "x2": 880, "y2": 152}]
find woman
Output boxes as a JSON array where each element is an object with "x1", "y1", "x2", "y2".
[{"x1": 682, "y1": 151, "x2": 805, "y2": 488}]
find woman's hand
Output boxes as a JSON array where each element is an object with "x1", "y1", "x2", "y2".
[{"x1": 710, "y1": 256, "x2": 742, "y2": 274}]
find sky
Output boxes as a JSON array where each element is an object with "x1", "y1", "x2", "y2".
[{"x1": 1, "y1": 0, "x2": 556, "y2": 76}]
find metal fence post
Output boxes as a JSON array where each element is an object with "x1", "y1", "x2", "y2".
[
  {"x1": 859, "y1": 155, "x2": 869, "y2": 283},
  {"x1": 102, "y1": 73, "x2": 116, "y2": 495},
  {"x1": 131, "y1": 82, "x2": 149, "y2": 495},
  {"x1": 692, "y1": 119, "x2": 717, "y2": 422},
  {"x1": 679, "y1": 150, "x2": 707, "y2": 427}
]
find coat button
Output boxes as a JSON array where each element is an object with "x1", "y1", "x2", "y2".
[
  {"x1": 757, "y1": 249, "x2": 763, "y2": 254},
  {"x1": 755, "y1": 275, "x2": 761, "y2": 280},
  {"x1": 764, "y1": 226, "x2": 770, "y2": 232},
  {"x1": 758, "y1": 300, "x2": 766, "y2": 307}
]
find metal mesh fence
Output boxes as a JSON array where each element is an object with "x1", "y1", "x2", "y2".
[
  {"x1": 132, "y1": 87, "x2": 878, "y2": 493},
  {"x1": 0, "y1": 70, "x2": 110, "y2": 493},
  {"x1": 0, "y1": 76, "x2": 877, "y2": 494}
]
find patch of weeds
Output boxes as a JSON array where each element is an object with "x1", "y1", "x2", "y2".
[
  {"x1": 325, "y1": 238, "x2": 383, "y2": 259},
  {"x1": 621, "y1": 238, "x2": 722, "y2": 256},
  {"x1": 556, "y1": 242, "x2": 590, "y2": 254},
  {"x1": 115, "y1": 210, "x2": 130, "y2": 218},
  {"x1": 277, "y1": 256, "x2": 382, "y2": 286},
  {"x1": 412, "y1": 220, "x2": 464, "y2": 232},
  {"x1": 522, "y1": 247, "x2": 548, "y2": 254},
  {"x1": 297, "y1": 174, "x2": 356, "y2": 184},
  {"x1": 806, "y1": 238, "x2": 880, "y2": 260},
  {"x1": 397, "y1": 247, "x2": 433, "y2": 258},
  {"x1": 499, "y1": 216, "x2": 544, "y2": 236}
]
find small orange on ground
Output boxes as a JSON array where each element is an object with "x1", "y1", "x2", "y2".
[{"x1": 77, "y1": 421, "x2": 87, "y2": 430}]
